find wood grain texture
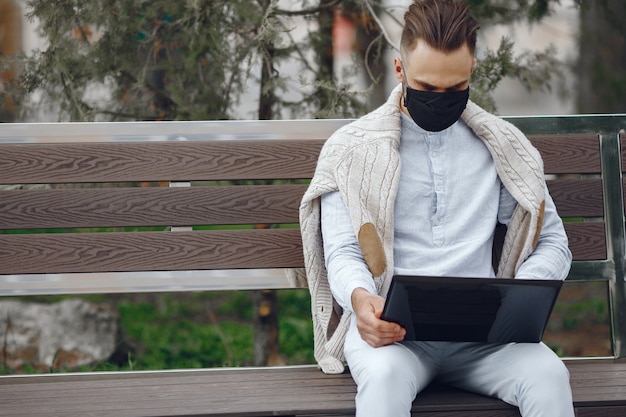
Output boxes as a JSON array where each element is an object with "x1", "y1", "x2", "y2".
[
  {"x1": 0, "y1": 133, "x2": 609, "y2": 269},
  {"x1": 0, "y1": 140, "x2": 325, "y2": 184},
  {"x1": 530, "y1": 134, "x2": 601, "y2": 174},
  {"x1": 0, "y1": 180, "x2": 601, "y2": 229},
  {"x1": 0, "y1": 135, "x2": 601, "y2": 184},
  {"x1": 575, "y1": 407, "x2": 626, "y2": 417},
  {"x1": 0, "y1": 184, "x2": 307, "y2": 229},
  {"x1": 564, "y1": 222, "x2": 607, "y2": 261},
  {"x1": 0, "y1": 223, "x2": 599, "y2": 273},
  {"x1": 0, "y1": 362, "x2": 624, "y2": 417},
  {"x1": 0, "y1": 229, "x2": 304, "y2": 274},
  {"x1": 547, "y1": 178, "x2": 603, "y2": 218}
]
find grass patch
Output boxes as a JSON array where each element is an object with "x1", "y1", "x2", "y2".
[{"x1": 1, "y1": 289, "x2": 314, "y2": 373}]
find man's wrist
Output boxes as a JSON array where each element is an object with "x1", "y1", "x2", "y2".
[{"x1": 351, "y1": 287, "x2": 371, "y2": 311}]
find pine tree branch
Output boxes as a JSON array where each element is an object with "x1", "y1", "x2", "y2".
[
  {"x1": 274, "y1": 0, "x2": 342, "y2": 17},
  {"x1": 363, "y1": 32, "x2": 384, "y2": 83},
  {"x1": 362, "y1": 0, "x2": 399, "y2": 52},
  {"x1": 59, "y1": 72, "x2": 88, "y2": 120}
]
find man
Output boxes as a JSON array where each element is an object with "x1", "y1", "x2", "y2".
[{"x1": 288, "y1": 1, "x2": 574, "y2": 416}]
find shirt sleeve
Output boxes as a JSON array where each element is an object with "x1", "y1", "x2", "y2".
[
  {"x1": 320, "y1": 191, "x2": 377, "y2": 313},
  {"x1": 499, "y1": 184, "x2": 573, "y2": 281}
]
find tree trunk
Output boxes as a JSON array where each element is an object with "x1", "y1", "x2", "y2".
[
  {"x1": 253, "y1": 0, "x2": 281, "y2": 367},
  {"x1": 252, "y1": 289, "x2": 284, "y2": 366},
  {"x1": 315, "y1": 0, "x2": 336, "y2": 113},
  {"x1": 0, "y1": 0, "x2": 22, "y2": 121},
  {"x1": 350, "y1": 1, "x2": 387, "y2": 110},
  {"x1": 258, "y1": 30, "x2": 276, "y2": 120},
  {"x1": 576, "y1": 0, "x2": 626, "y2": 113}
]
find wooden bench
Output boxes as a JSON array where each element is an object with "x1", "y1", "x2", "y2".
[{"x1": 1, "y1": 116, "x2": 626, "y2": 416}]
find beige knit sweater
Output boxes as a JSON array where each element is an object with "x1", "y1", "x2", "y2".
[{"x1": 286, "y1": 84, "x2": 546, "y2": 374}]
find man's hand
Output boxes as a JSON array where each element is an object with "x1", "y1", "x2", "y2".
[{"x1": 351, "y1": 287, "x2": 406, "y2": 347}]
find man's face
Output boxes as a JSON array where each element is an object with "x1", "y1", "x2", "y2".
[{"x1": 394, "y1": 40, "x2": 475, "y2": 113}]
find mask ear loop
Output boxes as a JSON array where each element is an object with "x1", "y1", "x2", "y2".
[{"x1": 399, "y1": 62, "x2": 409, "y2": 107}]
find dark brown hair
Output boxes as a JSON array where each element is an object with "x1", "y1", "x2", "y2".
[{"x1": 400, "y1": 0, "x2": 479, "y2": 57}]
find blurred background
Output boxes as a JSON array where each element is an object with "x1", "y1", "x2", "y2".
[{"x1": 1, "y1": 0, "x2": 624, "y2": 123}]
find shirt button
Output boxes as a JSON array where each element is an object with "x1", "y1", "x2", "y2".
[{"x1": 431, "y1": 151, "x2": 439, "y2": 158}]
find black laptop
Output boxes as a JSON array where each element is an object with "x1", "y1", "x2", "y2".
[{"x1": 381, "y1": 275, "x2": 562, "y2": 344}]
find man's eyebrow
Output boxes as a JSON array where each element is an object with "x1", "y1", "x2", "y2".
[{"x1": 414, "y1": 79, "x2": 469, "y2": 91}]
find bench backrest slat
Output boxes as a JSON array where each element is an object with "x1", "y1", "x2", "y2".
[
  {"x1": 0, "y1": 229, "x2": 304, "y2": 274},
  {"x1": 0, "y1": 185, "x2": 307, "y2": 229},
  {"x1": 563, "y1": 222, "x2": 607, "y2": 261},
  {"x1": 0, "y1": 141, "x2": 325, "y2": 184},
  {"x1": 530, "y1": 134, "x2": 601, "y2": 174},
  {"x1": 547, "y1": 178, "x2": 603, "y2": 217}
]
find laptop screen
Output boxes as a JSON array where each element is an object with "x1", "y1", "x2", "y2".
[{"x1": 381, "y1": 275, "x2": 562, "y2": 344}]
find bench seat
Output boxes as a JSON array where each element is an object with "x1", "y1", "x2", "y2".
[{"x1": 1, "y1": 361, "x2": 625, "y2": 417}]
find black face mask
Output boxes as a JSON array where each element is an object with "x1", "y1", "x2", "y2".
[{"x1": 402, "y1": 80, "x2": 470, "y2": 132}]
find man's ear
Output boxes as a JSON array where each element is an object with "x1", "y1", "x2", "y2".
[
  {"x1": 470, "y1": 57, "x2": 477, "y2": 75},
  {"x1": 393, "y1": 57, "x2": 404, "y2": 83}
]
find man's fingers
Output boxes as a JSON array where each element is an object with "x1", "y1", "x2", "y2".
[
  {"x1": 352, "y1": 289, "x2": 406, "y2": 347},
  {"x1": 357, "y1": 315, "x2": 406, "y2": 347},
  {"x1": 362, "y1": 329, "x2": 406, "y2": 348}
]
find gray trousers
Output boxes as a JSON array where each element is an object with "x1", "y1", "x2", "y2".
[{"x1": 345, "y1": 318, "x2": 575, "y2": 417}]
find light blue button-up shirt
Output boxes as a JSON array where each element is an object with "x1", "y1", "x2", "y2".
[{"x1": 321, "y1": 112, "x2": 571, "y2": 313}]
